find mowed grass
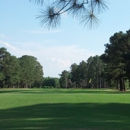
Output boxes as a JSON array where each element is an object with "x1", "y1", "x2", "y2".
[{"x1": 0, "y1": 89, "x2": 130, "y2": 130}]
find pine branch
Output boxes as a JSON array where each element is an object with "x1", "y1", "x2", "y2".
[{"x1": 30, "y1": 0, "x2": 108, "y2": 29}]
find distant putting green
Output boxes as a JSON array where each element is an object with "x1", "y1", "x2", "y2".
[{"x1": 0, "y1": 89, "x2": 130, "y2": 130}]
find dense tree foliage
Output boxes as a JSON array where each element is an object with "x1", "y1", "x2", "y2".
[
  {"x1": 0, "y1": 48, "x2": 44, "y2": 88},
  {"x1": 30, "y1": 0, "x2": 108, "y2": 29},
  {"x1": 0, "y1": 47, "x2": 12, "y2": 88},
  {"x1": 19, "y1": 55, "x2": 44, "y2": 88},
  {"x1": 0, "y1": 48, "x2": 22, "y2": 88},
  {"x1": 4, "y1": 55, "x2": 21, "y2": 88},
  {"x1": 59, "y1": 55, "x2": 106, "y2": 88},
  {"x1": 42, "y1": 77, "x2": 60, "y2": 88},
  {"x1": 86, "y1": 55, "x2": 105, "y2": 88},
  {"x1": 59, "y1": 70, "x2": 69, "y2": 88},
  {"x1": 101, "y1": 30, "x2": 130, "y2": 91}
]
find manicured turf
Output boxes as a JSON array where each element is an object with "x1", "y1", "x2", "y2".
[{"x1": 0, "y1": 89, "x2": 130, "y2": 130}]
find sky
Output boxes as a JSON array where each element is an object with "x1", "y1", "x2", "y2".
[{"x1": 0, "y1": 0, "x2": 130, "y2": 77}]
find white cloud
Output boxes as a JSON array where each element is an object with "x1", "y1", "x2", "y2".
[
  {"x1": 50, "y1": 57, "x2": 71, "y2": 68},
  {"x1": 24, "y1": 44, "x2": 96, "y2": 77},
  {"x1": 57, "y1": 59, "x2": 71, "y2": 68},
  {"x1": 0, "y1": 34, "x2": 6, "y2": 38},
  {"x1": 0, "y1": 41, "x2": 17, "y2": 50},
  {"x1": 0, "y1": 34, "x2": 11, "y2": 39},
  {"x1": 0, "y1": 41, "x2": 96, "y2": 77}
]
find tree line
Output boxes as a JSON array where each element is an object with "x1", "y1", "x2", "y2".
[
  {"x1": 1, "y1": 29, "x2": 130, "y2": 91},
  {"x1": 59, "y1": 29, "x2": 130, "y2": 91},
  {"x1": 0, "y1": 47, "x2": 43, "y2": 88},
  {"x1": 59, "y1": 55, "x2": 106, "y2": 89}
]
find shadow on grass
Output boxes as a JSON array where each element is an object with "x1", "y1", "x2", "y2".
[{"x1": 0, "y1": 103, "x2": 130, "y2": 130}]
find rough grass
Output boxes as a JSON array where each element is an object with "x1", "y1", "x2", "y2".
[{"x1": 0, "y1": 89, "x2": 130, "y2": 130}]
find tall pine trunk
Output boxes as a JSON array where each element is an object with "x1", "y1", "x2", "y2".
[{"x1": 119, "y1": 78, "x2": 126, "y2": 91}]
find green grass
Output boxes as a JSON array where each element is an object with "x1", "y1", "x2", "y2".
[{"x1": 0, "y1": 89, "x2": 130, "y2": 130}]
